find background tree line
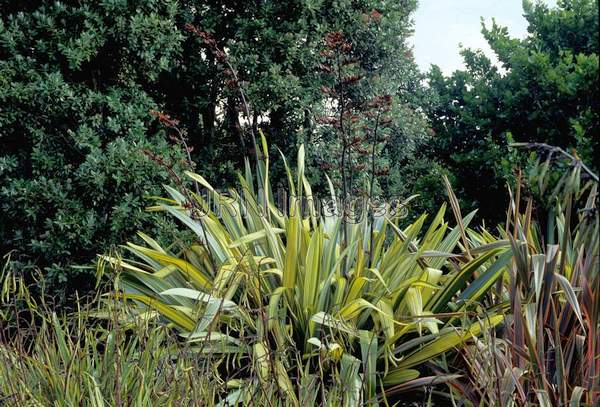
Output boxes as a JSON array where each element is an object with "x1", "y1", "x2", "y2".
[{"x1": 0, "y1": 0, "x2": 597, "y2": 299}]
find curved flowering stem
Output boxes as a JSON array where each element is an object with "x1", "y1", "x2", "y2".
[{"x1": 184, "y1": 24, "x2": 260, "y2": 167}]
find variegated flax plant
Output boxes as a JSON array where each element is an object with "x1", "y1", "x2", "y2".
[{"x1": 102, "y1": 132, "x2": 516, "y2": 405}]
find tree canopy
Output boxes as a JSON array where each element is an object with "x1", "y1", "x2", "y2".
[
  {"x1": 0, "y1": 0, "x2": 426, "y2": 297},
  {"x1": 426, "y1": 0, "x2": 599, "y2": 220}
]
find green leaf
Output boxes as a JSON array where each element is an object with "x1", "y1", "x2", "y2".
[
  {"x1": 382, "y1": 369, "x2": 420, "y2": 386},
  {"x1": 458, "y1": 249, "x2": 513, "y2": 305},
  {"x1": 124, "y1": 293, "x2": 196, "y2": 332},
  {"x1": 393, "y1": 314, "x2": 503, "y2": 369}
]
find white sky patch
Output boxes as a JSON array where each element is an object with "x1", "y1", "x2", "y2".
[{"x1": 411, "y1": 0, "x2": 557, "y2": 75}]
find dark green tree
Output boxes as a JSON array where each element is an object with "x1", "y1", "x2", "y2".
[
  {"x1": 0, "y1": 1, "x2": 189, "y2": 297},
  {"x1": 426, "y1": 0, "x2": 599, "y2": 221},
  {"x1": 166, "y1": 0, "x2": 428, "y2": 189},
  {"x1": 0, "y1": 0, "x2": 428, "y2": 299}
]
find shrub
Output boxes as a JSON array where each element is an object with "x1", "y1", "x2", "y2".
[
  {"x1": 0, "y1": 1, "x2": 188, "y2": 298},
  {"x1": 104, "y1": 137, "x2": 514, "y2": 404}
]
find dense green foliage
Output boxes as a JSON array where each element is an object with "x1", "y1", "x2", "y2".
[
  {"x1": 0, "y1": 1, "x2": 190, "y2": 296},
  {"x1": 425, "y1": 0, "x2": 599, "y2": 221},
  {"x1": 2, "y1": 137, "x2": 595, "y2": 405},
  {"x1": 171, "y1": 0, "x2": 430, "y2": 201},
  {"x1": 0, "y1": 0, "x2": 427, "y2": 297},
  {"x1": 0, "y1": 0, "x2": 598, "y2": 405},
  {"x1": 106, "y1": 138, "x2": 510, "y2": 403},
  {"x1": 5, "y1": 0, "x2": 596, "y2": 297}
]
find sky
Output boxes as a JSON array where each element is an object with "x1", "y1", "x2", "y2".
[{"x1": 411, "y1": 0, "x2": 557, "y2": 75}]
